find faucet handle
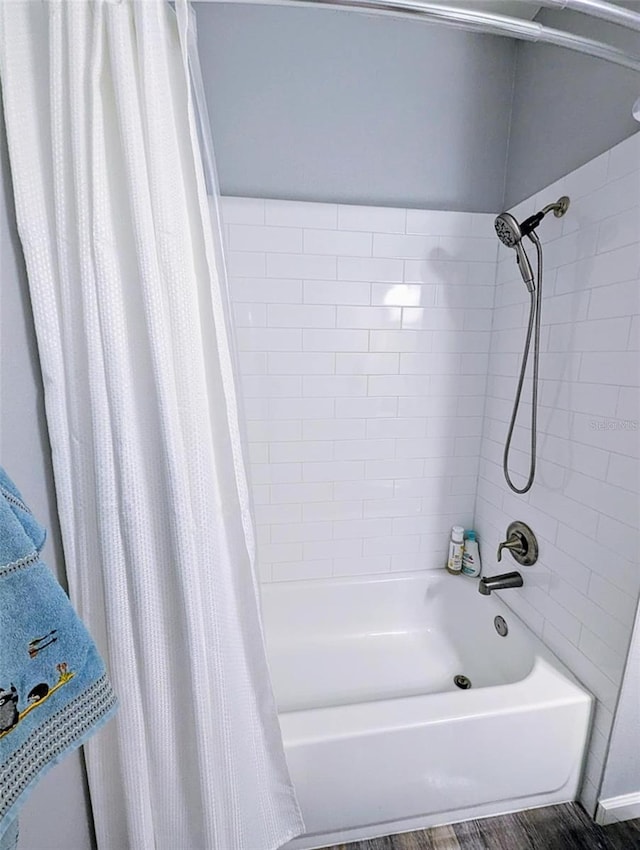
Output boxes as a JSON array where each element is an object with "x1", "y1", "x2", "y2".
[
  {"x1": 496, "y1": 521, "x2": 539, "y2": 566},
  {"x1": 497, "y1": 536, "x2": 524, "y2": 562}
]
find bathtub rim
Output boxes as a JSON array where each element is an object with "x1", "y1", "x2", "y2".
[{"x1": 263, "y1": 569, "x2": 594, "y2": 719}]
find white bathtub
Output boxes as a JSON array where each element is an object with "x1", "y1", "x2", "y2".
[{"x1": 262, "y1": 571, "x2": 593, "y2": 850}]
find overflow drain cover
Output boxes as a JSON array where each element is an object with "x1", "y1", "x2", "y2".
[
  {"x1": 454, "y1": 675, "x2": 472, "y2": 690},
  {"x1": 494, "y1": 615, "x2": 509, "y2": 637}
]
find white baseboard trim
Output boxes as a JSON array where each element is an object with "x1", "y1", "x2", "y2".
[{"x1": 596, "y1": 792, "x2": 640, "y2": 825}]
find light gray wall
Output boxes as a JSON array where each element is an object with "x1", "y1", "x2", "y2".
[
  {"x1": 601, "y1": 609, "x2": 640, "y2": 802},
  {"x1": 195, "y1": 3, "x2": 516, "y2": 212},
  {"x1": 195, "y1": 4, "x2": 639, "y2": 214},
  {"x1": 0, "y1": 105, "x2": 94, "y2": 850},
  {"x1": 504, "y1": 8, "x2": 640, "y2": 207}
]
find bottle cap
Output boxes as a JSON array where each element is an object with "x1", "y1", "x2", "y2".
[
  {"x1": 466, "y1": 530, "x2": 476, "y2": 540},
  {"x1": 451, "y1": 525, "x2": 464, "y2": 541}
]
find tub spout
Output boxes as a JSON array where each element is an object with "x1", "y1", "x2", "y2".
[{"x1": 478, "y1": 571, "x2": 523, "y2": 595}]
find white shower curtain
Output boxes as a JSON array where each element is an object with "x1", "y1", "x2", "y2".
[{"x1": 0, "y1": 2, "x2": 303, "y2": 848}]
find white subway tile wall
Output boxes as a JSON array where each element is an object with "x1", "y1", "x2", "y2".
[
  {"x1": 474, "y1": 131, "x2": 640, "y2": 815},
  {"x1": 221, "y1": 197, "x2": 497, "y2": 583}
]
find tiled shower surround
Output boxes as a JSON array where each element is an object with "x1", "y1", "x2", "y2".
[
  {"x1": 222, "y1": 131, "x2": 640, "y2": 813},
  {"x1": 475, "y1": 132, "x2": 640, "y2": 813},
  {"x1": 222, "y1": 198, "x2": 497, "y2": 580}
]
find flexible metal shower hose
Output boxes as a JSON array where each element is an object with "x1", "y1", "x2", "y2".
[{"x1": 503, "y1": 232, "x2": 543, "y2": 494}]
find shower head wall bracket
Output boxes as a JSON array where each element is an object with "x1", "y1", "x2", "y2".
[{"x1": 543, "y1": 195, "x2": 570, "y2": 218}]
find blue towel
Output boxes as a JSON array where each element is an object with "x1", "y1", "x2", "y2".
[
  {"x1": 0, "y1": 467, "x2": 117, "y2": 845},
  {"x1": 0, "y1": 819, "x2": 17, "y2": 850}
]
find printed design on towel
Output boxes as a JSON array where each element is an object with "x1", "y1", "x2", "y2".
[
  {"x1": 0, "y1": 673, "x2": 117, "y2": 820},
  {"x1": 0, "y1": 663, "x2": 75, "y2": 739},
  {"x1": 28, "y1": 630, "x2": 58, "y2": 659},
  {"x1": 0, "y1": 686, "x2": 19, "y2": 735}
]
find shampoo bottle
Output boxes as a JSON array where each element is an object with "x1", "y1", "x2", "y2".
[
  {"x1": 461, "y1": 530, "x2": 482, "y2": 577},
  {"x1": 446, "y1": 525, "x2": 464, "y2": 575}
]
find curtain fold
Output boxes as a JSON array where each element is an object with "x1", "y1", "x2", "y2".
[{"x1": 0, "y1": 2, "x2": 304, "y2": 848}]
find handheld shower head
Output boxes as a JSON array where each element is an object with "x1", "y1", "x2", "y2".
[
  {"x1": 494, "y1": 212, "x2": 535, "y2": 292},
  {"x1": 494, "y1": 212, "x2": 521, "y2": 248},
  {"x1": 497, "y1": 196, "x2": 569, "y2": 496}
]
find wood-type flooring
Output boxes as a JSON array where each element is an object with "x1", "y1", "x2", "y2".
[{"x1": 323, "y1": 804, "x2": 640, "y2": 850}]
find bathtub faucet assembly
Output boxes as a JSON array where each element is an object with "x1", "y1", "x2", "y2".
[
  {"x1": 478, "y1": 521, "x2": 539, "y2": 596},
  {"x1": 478, "y1": 571, "x2": 523, "y2": 596}
]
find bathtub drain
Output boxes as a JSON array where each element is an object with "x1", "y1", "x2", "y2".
[{"x1": 454, "y1": 675, "x2": 472, "y2": 690}]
